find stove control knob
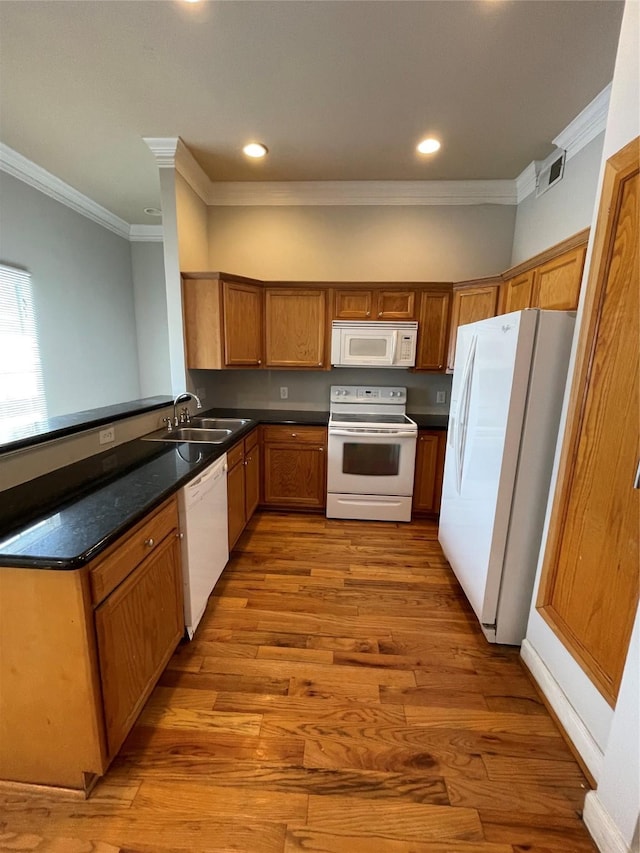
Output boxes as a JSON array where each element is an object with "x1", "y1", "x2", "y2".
[{"x1": 389, "y1": 391, "x2": 396, "y2": 397}]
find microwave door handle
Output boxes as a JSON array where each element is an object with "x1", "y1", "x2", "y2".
[{"x1": 390, "y1": 330, "x2": 399, "y2": 364}]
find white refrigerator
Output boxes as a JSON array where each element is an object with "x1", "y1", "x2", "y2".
[{"x1": 438, "y1": 309, "x2": 575, "y2": 645}]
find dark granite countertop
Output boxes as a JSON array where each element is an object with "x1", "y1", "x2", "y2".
[
  {"x1": 0, "y1": 407, "x2": 447, "y2": 570},
  {"x1": 0, "y1": 396, "x2": 173, "y2": 455}
]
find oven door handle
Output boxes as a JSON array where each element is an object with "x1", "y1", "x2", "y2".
[{"x1": 329, "y1": 429, "x2": 417, "y2": 438}]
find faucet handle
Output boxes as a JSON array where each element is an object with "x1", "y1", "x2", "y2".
[
  {"x1": 162, "y1": 416, "x2": 173, "y2": 432},
  {"x1": 179, "y1": 407, "x2": 190, "y2": 424}
]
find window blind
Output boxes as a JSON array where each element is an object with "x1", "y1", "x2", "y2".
[{"x1": 0, "y1": 263, "x2": 47, "y2": 440}]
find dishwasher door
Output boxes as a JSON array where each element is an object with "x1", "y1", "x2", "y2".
[{"x1": 178, "y1": 453, "x2": 229, "y2": 639}]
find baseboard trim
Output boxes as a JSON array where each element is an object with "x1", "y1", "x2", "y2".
[
  {"x1": 583, "y1": 791, "x2": 634, "y2": 853},
  {"x1": 520, "y1": 639, "x2": 604, "y2": 782}
]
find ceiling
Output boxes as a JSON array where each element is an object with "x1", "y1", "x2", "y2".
[{"x1": 0, "y1": 0, "x2": 624, "y2": 225}]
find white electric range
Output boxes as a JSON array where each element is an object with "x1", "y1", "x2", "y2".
[{"x1": 326, "y1": 385, "x2": 417, "y2": 522}]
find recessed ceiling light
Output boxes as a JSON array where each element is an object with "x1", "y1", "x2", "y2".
[
  {"x1": 417, "y1": 138, "x2": 441, "y2": 155},
  {"x1": 243, "y1": 143, "x2": 268, "y2": 159},
  {"x1": 144, "y1": 207, "x2": 162, "y2": 217}
]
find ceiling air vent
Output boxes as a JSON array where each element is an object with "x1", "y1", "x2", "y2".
[{"x1": 535, "y1": 147, "x2": 566, "y2": 197}]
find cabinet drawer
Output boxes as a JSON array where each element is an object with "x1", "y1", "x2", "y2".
[
  {"x1": 90, "y1": 498, "x2": 178, "y2": 606},
  {"x1": 244, "y1": 427, "x2": 259, "y2": 451},
  {"x1": 226, "y1": 440, "x2": 245, "y2": 470},
  {"x1": 261, "y1": 425, "x2": 327, "y2": 445}
]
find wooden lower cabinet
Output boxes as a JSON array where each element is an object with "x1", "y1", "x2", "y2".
[
  {"x1": 0, "y1": 496, "x2": 184, "y2": 792},
  {"x1": 95, "y1": 533, "x2": 183, "y2": 757},
  {"x1": 227, "y1": 428, "x2": 260, "y2": 549},
  {"x1": 261, "y1": 425, "x2": 327, "y2": 510},
  {"x1": 412, "y1": 430, "x2": 447, "y2": 515}
]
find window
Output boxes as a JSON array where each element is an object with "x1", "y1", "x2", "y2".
[{"x1": 0, "y1": 263, "x2": 47, "y2": 441}]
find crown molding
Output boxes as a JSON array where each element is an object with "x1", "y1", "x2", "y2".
[
  {"x1": 515, "y1": 162, "x2": 538, "y2": 204},
  {"x1": 144, "y1": 136, "x2": 210, "y2": 204},
  {"x1": 515, "y1": 84, "x2": 611, "y2": 203},
  {"x1": 553, "y1": 83, "x2": 611, "y2": 161},
  {"x1": 207, "y1": 179, "x2": 517, "y2": 206},
  {"x1": 129, "y1": 224, "x2": 163, "y2": 242},
  {"x1": 0, "y1": 142, "x2": 130, "y2": 239}
]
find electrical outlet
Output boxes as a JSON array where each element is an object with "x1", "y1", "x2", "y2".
[
  {"x1": 99, "y1": 427, "x2": 115, "y2": 445},
  {"x1": 280, "y1": 386, "x2": 288, "y2": 400},
  {"x1": 436, "y1": 391, "x2": 446, "y2": 404},
  {"x1": 196, "y1": 387, "x2": 206, "y2": 400}
]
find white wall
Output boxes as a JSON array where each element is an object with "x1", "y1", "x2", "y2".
[
  {"x1": 0, "y1": 172, "x2": 141, "y2": 417},
  {"x1": 131, "y1": 241, "x2": 171, "y2": 397},
  {"x1": 523, "y1": 2, "x2": 639, "y2": 850},
  {"x1": 511, "y1": 133, "x2": 605, "y2": 265},
  {"x1": 207, "y1": 204, "x2": 516, "y2": 281}
]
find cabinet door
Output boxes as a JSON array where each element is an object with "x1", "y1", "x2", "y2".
[
  {"x1": 95, "y1": 534, "x2": 183, "y2": 757},
  {"x1": 537, "y1": 138, "x2": 639, "y2": 705},
  {"x1": 413, "y1": 431, "x2": 446, "y2": 514},
  {"x1": 416, "y1": 291, "x2": 451, "y2": 371},
  {"x1": 501, "y1": 270, "x2": 535, "y2": 314},
  {"x1": 447, "y1": 284, "x2": 500, "y2": 371},
  {"x1": 532, "y1": 247, "x2": 586, "y2": 311},
  {"x1": 264, "y1": 289, "x2": 327, "y2": 368},
  {"x1": 222, "y1": 281, "x2": 263, "y2": 366},
  {"x1": 244, "y1": 441, "x2": 260, "y2": 521},
  {"x1": 263, "y1": 443, "x2": 326, "y2": 509},
  {"x1": 227, "y1": 455, "x2": 246, "y2": 550},
  {"x1": 334, "y1": 290, "x2": 373, "y2": 320},
  {"x1": 375, "y1": 290, "x2": 416, "y2": 320}
]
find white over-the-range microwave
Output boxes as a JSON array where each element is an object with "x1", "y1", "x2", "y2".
[{"x1": 331, "y1": 321, "x2": 418, "y2": 368}]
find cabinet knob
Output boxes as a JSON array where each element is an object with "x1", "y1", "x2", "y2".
[
  {"x1": 366, "y1": 311, "x2": 371, "y2": 317},
  {"x1": 257, "y1": 360, "x2": 262, "y2": 365},
  {"x1": 176, "y1": 532, "x2": 184, "y2": 540},
  {"x1": 318, "y1": 446, "x2": 324, "y2": 451},
  {"x1": 291, "y1": 433, "x2": 297, "y2": 438},
  {"x1": 377, "y1": 312, "x2": 382, "y2": 318},
  {"x1": 144, "y1": 537, "x2": 155, "y2": 548}
]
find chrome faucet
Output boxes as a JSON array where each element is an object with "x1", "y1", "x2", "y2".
[{"x1": 173, "y1": 392, "x2": 202, "y2": 426}]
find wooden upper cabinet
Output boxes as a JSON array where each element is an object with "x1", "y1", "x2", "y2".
[
  {"x1": 333, "y1": 289, "x2": 374, "y2": 320},
  {"x1": 333, "y1": 288, "x2": 416, "y2": 320},
  {"x1": 447, "y1": 280, "x2": 500, "y2": 372},
  {"x1": 537, "y1": 138, "x2": 639, "y2": 705},
  {"x1": 264, "y1": 288, "x2": 327, "y2": 368},
  {"x1": 415, "y1": 290, "x2": 451, "y2": 371},
  {"x1": 376, "y1": 290, "x2": 416, "y2": 319},
  {"x1": 501, "y1": 270, "x2": 535, "y2": 314},
  {"x1": 222, "y1": 281, "x2": 263, "y2": 366},
  {"x1": 532, "y1": 246, "x2": 586, "y2": 311},
  {"x1": 182, "y1": 274, "x2": 263, "y2": 370}
]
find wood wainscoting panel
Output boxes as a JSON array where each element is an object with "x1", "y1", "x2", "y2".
[{"x1": 537, "y1": 137, "x2": 639, "y2": 705}]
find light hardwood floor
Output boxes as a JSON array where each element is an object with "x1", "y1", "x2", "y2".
[{"x1": 0, "y1": 513, "x2": 596, "y2": 853}]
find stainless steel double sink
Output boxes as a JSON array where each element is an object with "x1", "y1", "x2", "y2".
[{"x1": 143, "y1": 417, "x2": 251, "y2": 444}]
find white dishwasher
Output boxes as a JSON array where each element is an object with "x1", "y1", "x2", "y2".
[{"x1": 177, "y1": 453, "x2": 229, "y2": 639}]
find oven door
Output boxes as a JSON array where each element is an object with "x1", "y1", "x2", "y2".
[{"x1": 327, "y1": 429, "x2": 417, "y2": 496}]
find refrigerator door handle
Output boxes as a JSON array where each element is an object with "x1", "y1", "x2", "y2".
[{"x1": 456, "y1": 335, "x2": 477, "y2": 493}]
